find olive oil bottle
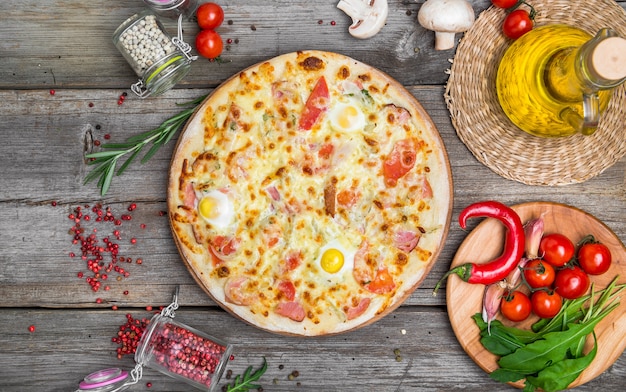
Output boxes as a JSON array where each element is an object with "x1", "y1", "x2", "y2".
[{"x1": 496, "y1": 25, "x2": 626, "y2": 137}]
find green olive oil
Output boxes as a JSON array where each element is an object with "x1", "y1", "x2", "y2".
[{"x1": 496, "y1": 25, "x2": 611, "y2": 138}]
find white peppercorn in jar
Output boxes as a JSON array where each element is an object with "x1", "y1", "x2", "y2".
[
  {"x1": 142, "y1": 0, "x2": 198, "y2": 19},
  {"x1": 113, "y1": 11, "x2": 192, "y2": 97}
]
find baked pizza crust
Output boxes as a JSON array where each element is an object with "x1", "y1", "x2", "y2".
[{"x1": 168, "y1": 51, "x2": 452, "y2": 336}]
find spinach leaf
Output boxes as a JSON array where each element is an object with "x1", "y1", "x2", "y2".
[
  {"x1": 498, "y1": 316, "x2": 604, "y2": 374},
  {"x1": 489, "y1": 367, "x2": 526, "y2": 383},
  {"x1": 525, "y1": 335, "x2": 598, "y2": 392}
]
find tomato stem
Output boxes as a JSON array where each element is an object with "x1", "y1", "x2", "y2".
[{"x1": 508, "y1": 0, "x2": 536, "y2": 19}]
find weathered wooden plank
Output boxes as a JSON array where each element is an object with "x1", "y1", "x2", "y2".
[
  {"x1": 1, "y1": 307, "x2": 624, "y2": 391},
  {"x1": 0, "y1": 0, "x2": 493, "y2": 89}
]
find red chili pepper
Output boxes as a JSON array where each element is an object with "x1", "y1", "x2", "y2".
[{"x1": 433, "y1": 201, "x2": 525, "y2": 295}]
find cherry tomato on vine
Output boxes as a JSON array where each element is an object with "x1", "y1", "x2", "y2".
[
  {"x1": 523, "y1": 259, "x2": 556, "y2": 289},
  {"x1": 491, "y1": 0, "x2": 518, "y2": 8},
  {"x1": 531, "y1": 290, "x2": 563, "y2": 319},
  {"x1": 539, "y1": 233, "x2": 575, "y2": 267},
  {"x1": 555, "y1": 266, "x2": 590, "y2": 299},
  {"x1": 500, "y1": 291, "x2": 532, "y2": 322},
  {"x1": 195, "y1": 29, "x2": 223, "y2": 59},
  {"x1": 578, "y1": 242, "x2": 612, "y2": 275},
  {"x1": 502, "y1": 9, "x2": 534, "y2": 39},
  {"x1": 196, "y1": 2, "x2": 225, "y2": 30}
]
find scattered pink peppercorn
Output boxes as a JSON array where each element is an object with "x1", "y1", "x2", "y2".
[
  {"x1": 130, "y1": 238, "x2": 137, "y2": 245},
  {"x1": 146, "y1": 382, "x2": 152, "y2": 388},
  {"x1": 28, "y1": 325, "x2": 36, "y2": 333},
  {"x1": 51, "y1": 201, "x2": 57, "y2": 207},
  {"x1": 49, "y1": 89, "x2": 56, "y2": 95}
]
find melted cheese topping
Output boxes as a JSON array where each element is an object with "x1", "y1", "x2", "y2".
[{"x1": 169, "y1": 51, "x2": 451, "y2": 335}]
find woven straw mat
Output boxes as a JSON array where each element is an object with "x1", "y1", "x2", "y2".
[{"x1": 445, "y1": 0, "x2": 626, "y2": 186}]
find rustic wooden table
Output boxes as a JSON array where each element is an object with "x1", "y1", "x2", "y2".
[{"x1": 1, "y1": 1, "x2": 625, "y2": 391}]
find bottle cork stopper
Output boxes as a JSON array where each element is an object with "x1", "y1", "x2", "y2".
[{"x1": 591, "y1": 36, "x2": 626, "y2": 81}]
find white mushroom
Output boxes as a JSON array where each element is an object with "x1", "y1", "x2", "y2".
[
  {"x1": 337, "y1": 0, "x2": 389, "y2": 39},
  {"x1": 417, "y1": 0, "x2": 475, "y2": 50}
]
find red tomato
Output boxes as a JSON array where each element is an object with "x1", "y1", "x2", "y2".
[
  {"x1": 196, "y1": 2, "x2": 224, "y2": 30},
  {"x1": 382, "y1": 138, "x2": 418, "y2": 187},
  {"x1": 578, "y1": 242, "x2": 612, "y2": 275},
  {"x1": 531, "y1": 290, "x2": 562, "y2": 319},
  {"x1": 539, "y1": 233, "x2": 575, "y2": 267},
  {"x1": 502, "y1": 9, "x2": 534, "y2": 39},
  {"x1": 195, "y1": 29, "x2": 223, "y2": 59},
  {"x1": 298, "y1": 76, "x2": 330, "y2": 130},
  {"x1": 554, "y1": 266, "x2": 590, "y2": 299},
  {"x1": 523, "y1": 259, "x2": 556, "y2": 289},
  {"x1": 500, "y1": 291, "x2": 532, "y2": 322},
  {"x1": 491, "y1": 0, "x2": 518, "y2": 8},
  {"x1": 277, "y1": 280, "x2": 296, "y2": 301},
  {"x1": 366, "y1": 267, "x2": 396, "y2": 294}
]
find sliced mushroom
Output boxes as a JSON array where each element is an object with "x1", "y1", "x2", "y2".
[
  {"x1": 337, "y1": 0, "x2": 389, "y2": 39},
  {"x1": 417, "y1": 0, "x2": 475, "y2": 50}
]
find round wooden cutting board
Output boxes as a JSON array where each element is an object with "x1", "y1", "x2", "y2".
[{"x1": 446, "y1": 201, "x2": 626, "y2": 389}]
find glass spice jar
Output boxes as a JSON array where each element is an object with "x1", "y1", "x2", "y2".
[
  {"x1": 76, "y1": 368, "x2": 132, "y2": 392},
  {"x1": 112, "y1": 11, "x2": 192, "y2": 98},
  {"x1": 142, "y1": 0, "x2": 199, "y2": 19},
  {"x1": 135, "y1": 313, "x2": 232, "y2": 391}
]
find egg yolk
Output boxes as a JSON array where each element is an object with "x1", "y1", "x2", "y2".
[
  {"x1": 337, "y1": 105, "x2": 359, "y2": 129},
  {"x1": 198, "y1": 196, "x2": 220, "y2": 219},
  {"x1": 320, "y1": 248, "x2": 344, "y2": 274}
]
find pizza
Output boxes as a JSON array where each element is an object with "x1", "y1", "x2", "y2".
[{"x1": 168, "y1": 51, "x2": 452, "y2": 336}]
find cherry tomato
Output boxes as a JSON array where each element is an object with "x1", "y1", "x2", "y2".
[
  {"x1": 195, "y1": 29, "x2": 223, "y2": 59},
  {"x1": 523, "y1": 259, "x2": 555, "y2": 289},
  {"x1": 502, "y1": 9, "x2": 534, "y2": 39},
  {"x1": 491, "y1": 0, "x2": 518, "y2": 8},
  {"x1": 531, "y1": 290, "x2": 563, "y2": 319},
  {"x1": 382, "y1": 139, "x2": 418, "y2": 187},
  {"x1": 298, "y1": 76, "x2": 329, "y2": 130},
  {"x1": 196, "y1": 2, "x2": 224, "y2": 30},
  {"x1": 500, "y1": 291, "x2": 531, "y2": 322},
  {"x1": 539, "y1": 233, "x2": 575, "y2": 267},
  {"x1": 578, "y1": 242, "x2": 612, "y2": 275},
  {"x1": 554, "y1": 266, "x2": 590, "y2": 299}
]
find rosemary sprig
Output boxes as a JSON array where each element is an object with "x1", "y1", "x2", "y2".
[
  {"x1": 84, "y1": 94, "x2": 207, "y2": 196},
  {"x1": 225, "y1": 357, "x2": 268, "y2": 392}
]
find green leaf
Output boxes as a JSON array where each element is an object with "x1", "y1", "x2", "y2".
[
  {"x1": 225, "y1": 357, "x2": 267, "y2": 392},
  {"x1": 498, "y1": 315, "x2": 607, "y2": 375},
  {"x1": 489, "y1": 367, "x2": 526, "y2": 383},
  {"x1": 99, "y1": 159, "x2": 117, "y2": 196},
  {"x1": 525, "y1": 334, "x2": 598, "y2": 392},
  {"x1": 140, "y1": 142, "x2": 163, "y2": 164}
]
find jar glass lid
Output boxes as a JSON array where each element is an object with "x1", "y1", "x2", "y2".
[{"x1": 77, "y1": 368, "x2": 130, "y2": 392}]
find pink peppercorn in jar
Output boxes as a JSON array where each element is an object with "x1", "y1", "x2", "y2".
[{"x1": 135, "y1": 313, "x2": 232, "y2": 391}]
